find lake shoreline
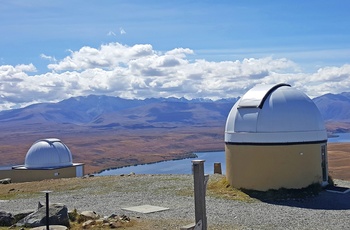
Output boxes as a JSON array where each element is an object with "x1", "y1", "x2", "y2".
[
  {"x1": 96, "y1": 150, "x2": 226, "y2": 176},
  {"x1": 96, "y1": 133, "x2": 350, "y2": 176}
]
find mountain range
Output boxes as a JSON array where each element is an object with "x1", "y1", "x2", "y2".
[
  {"x1": 0, "y1": 92, "x2": 349, "y2": 129},
  {"x1": 0, "y1": 95, "x2": 237, "y2": 131},
  {"x1": 313, "y1": 92, "x2": 350, "y2": 121}
]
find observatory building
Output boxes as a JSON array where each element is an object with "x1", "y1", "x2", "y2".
[
  {"x1": 0, "y1": 138, "x2": 84, "y2": 183},
  {"x1": 225, "y1": 83, "x2": 328, "y2": 191}
]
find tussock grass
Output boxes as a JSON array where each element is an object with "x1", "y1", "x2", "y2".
[
  {"x1": 206, "y1": 175, "x2": 256, "y2": 202},
  {"x1": 206, "y1": 175, "x2": 324, "y2": 202}
]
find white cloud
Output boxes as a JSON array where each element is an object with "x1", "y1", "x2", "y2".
[
  {"x1": 0, "y1": 42, "x2": 350, "y2": 110},
  {"x1": 40, "y1": 54, "x2": 57, "y2": 62},
  {"x1": 305, "y1": 64, "x2": 350, "y2": 97},
  {"x1": 48, "y1": 43, "x2": 155, "y2": 71}
]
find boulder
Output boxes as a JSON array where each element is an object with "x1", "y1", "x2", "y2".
[
  {"x1": 16, "y1": 203, "x2": 69, "y2": 228},
  {"x1": 13, "y1": 210, "x2": 34, "y2": 222},
  {"x1": 0, "y1": 211, "x2": 15, "y2": 226}
]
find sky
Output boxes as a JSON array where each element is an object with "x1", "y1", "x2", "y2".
[{"x1": 0, "y1": 0, "x2": 350, "y2": 110}]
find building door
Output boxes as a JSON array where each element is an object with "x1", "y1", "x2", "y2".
[
  {"x1": 321, "y1": 144, "x2": 328, "y2": 182},
  {"x1": 76, "y1": 165, "x2": 84, "y2": 177}
]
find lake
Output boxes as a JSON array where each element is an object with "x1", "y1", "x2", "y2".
[{"x1": 96, "y1": 133, "x2": 350, "y2": 176}]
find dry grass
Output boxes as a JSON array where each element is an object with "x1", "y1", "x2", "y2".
[
  {"x1": 328, "y1": 143, "x2": 350, "y2": 180},
  {"x1": 207, "y1": 174, "x2": 256, "y2": 202},
  {"x1": 0, "y1": 176, "x2": 103, "y2": 200},
  {"x1": 207, "y1": 175, "x2": 323, "y2": 203}
]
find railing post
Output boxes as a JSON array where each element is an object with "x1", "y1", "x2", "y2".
[{"x1": 192, "y1": 160, "x2": 207, "y2": 230}]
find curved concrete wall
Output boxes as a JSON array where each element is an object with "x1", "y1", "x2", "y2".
[{"x1": 225, "y1": 143, "x2": 327, "y2": 191}]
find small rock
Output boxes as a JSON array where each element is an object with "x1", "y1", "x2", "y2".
[
  {"x1": 108, "y1": 214, "x2": 118, "y2": 219},
  {"x1": 80, "y1": 211, "x2": 99, "y2": 219},
  {"x1": 120, "y1": 214, "x2": 130, "y2": 222},
  {"x1": 95, "y1": 218, "x2": 105, "y2": 224},
  {"x1": 109, "y1": 221, "x2": 122, "y2": 228},
  {"x1": 0, "y1": 178, "x2": 11, "y2": 184},
  {"x1": 78, "y1": 211, "x2": 100, "y2": 223},
  {"x1": 82, "y1": 174, "x2": 94, "y2": 179},
  {"x1": 82, "y1": 219, "x2": 95, "y2": 229}
]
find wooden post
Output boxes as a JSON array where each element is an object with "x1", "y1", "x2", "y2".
[
  {"x1": 192, "y1": 160, "x2": 207, "y2": 230},
  {"x1": 214, "y1": 162, "x2": 222, "y2": 174}
]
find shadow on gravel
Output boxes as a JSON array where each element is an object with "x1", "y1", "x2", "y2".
[{"x1": 243, "y1": 184, "x2": 350, "y2": 210}]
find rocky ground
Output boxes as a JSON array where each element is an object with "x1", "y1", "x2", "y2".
[{"x1": 1, "y1": 174, "x2": 350, "y2": 229}]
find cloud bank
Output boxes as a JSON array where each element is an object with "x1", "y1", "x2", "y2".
[{"x1": 0, "y1": 42, "x2": 349, "y2": 110}]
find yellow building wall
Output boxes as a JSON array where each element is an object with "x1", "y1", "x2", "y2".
[
  {"x1": 225, "y1": 143, "x2": 324, "y2": 191},
  {"x1": 0, "y1": 165, "x2": 84, "y2": 183}
]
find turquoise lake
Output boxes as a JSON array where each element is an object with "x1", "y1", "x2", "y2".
[{"x1": 97, "y1": 133, "x2": 350, "y2": 176}]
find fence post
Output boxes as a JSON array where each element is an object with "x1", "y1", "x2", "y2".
[
  {"x1": 192, "y1": 160, "x2": 207, "y2": 230},
  {"x1": 214, "y1": 162, "x2": 222, "y2": 174}
]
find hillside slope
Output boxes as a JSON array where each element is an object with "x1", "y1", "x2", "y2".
[{"x1": 313, "y1": 92, "x2": 350, "y2": 121}]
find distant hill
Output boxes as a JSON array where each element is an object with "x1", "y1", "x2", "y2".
[
  {"x1": 313, "y1": 92, "x2": 350, "y2": 121},
  {"x1": 0, "y1": 95, "x2": 237, "y2": 130},
  {"x1": 313, "y1": 92, "x2": 350, "y2": 133}
]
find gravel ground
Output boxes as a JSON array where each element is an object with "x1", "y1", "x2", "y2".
[{"x1": 2, "y1": 174, "x2": 350, "y2": 230}]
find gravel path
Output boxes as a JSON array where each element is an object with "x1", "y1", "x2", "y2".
[{"x1": 2, "y1": 174, "x2": 350, "y2": 229}]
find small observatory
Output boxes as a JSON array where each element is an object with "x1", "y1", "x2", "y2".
[
  {"x1": 225, "y1": 83, "x2": 328, "y2": 191},
  {"x1": 0, "y1": 138, "x2": 84, "y2": 183}
]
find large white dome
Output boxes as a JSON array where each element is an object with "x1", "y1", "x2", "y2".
[
  {"x1": 24, "y1": 138, "x2": 73, "y2": 169},
  {"x1": 225, "y1": 83, "x2": 327, "y2": 143}
]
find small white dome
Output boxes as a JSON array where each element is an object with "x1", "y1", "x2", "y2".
[
  {"x1": 24, "y1": 138, "x2": 73, "y2": 169},
  {"x1": 225, "y1": 83, "x2": 327, "y2": 143}
]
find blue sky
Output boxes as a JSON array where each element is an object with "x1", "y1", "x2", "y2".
[{"x1": 0, "y1": 0, "x2": 350, "y2": 110}]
